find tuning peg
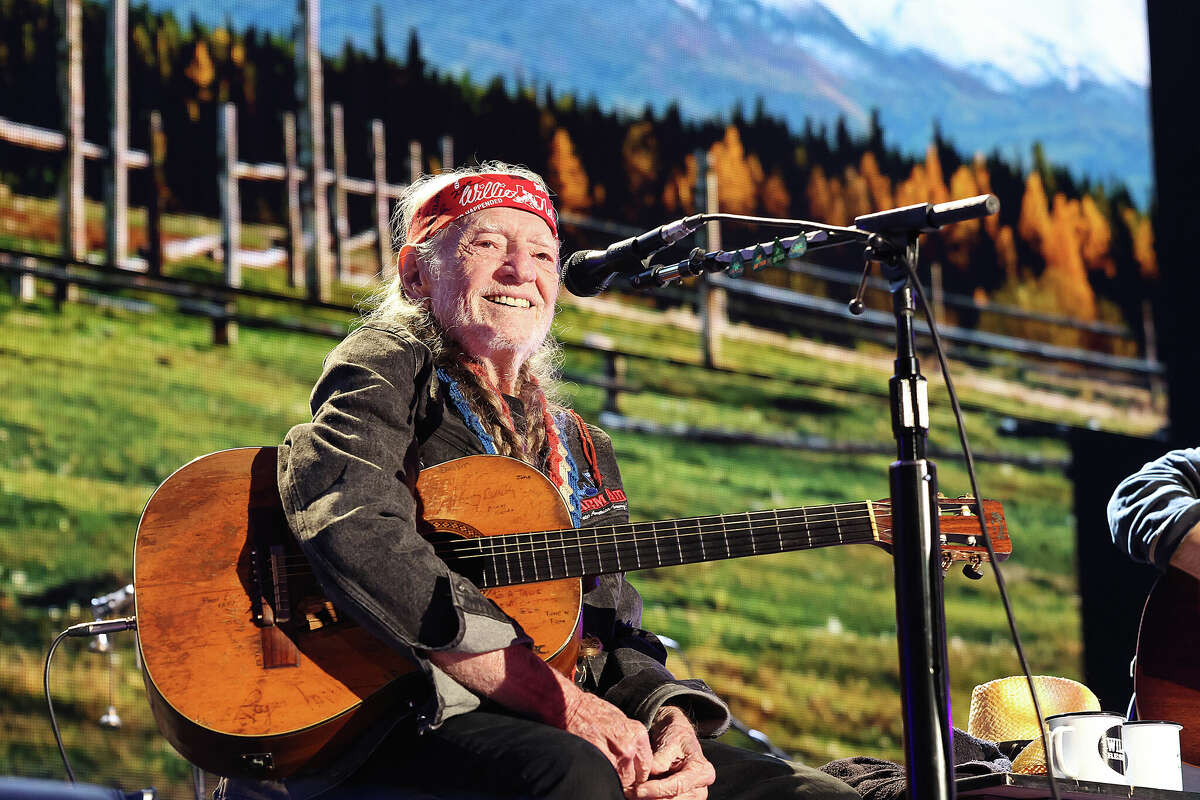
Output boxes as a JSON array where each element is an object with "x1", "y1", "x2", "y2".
[{"x1": 963, "y1": 556, "x2": 985, "y2": 580}]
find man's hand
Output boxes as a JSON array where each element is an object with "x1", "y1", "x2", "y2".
[
  {"x1": 634, "y1": 706, "x2": 716, "y2": 800},
  {"x1": 429, "y1": 645, "x2": 653, "y2": 797},
  {"x1": 562, "y1": 690, "x2": 655, "y2": 797}
]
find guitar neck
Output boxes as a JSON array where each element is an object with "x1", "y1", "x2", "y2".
[{"x1": 442, "y1": 502, "x2": 881, "y2": 589}]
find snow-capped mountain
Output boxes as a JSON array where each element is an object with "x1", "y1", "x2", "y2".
[{"x1": 149, "y1": 0, "x2": 1155, "y2": 204}]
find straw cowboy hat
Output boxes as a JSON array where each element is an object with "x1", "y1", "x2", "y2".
[{"x1": 967, "y1": 675, "x2": 1102, "y2": 774}]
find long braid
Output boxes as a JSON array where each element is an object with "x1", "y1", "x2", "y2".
[
  {"x1": 463, "y1": 361, "x2": 526, "y2": 459},
  {"x1": 439, "y1": 358, "x2": 520, "y2": 458},
  {"x1": 432, "y1": 344, "x2": 554, "y2": 467},
  {"x1": 518, "y1": 363, "x2": 550, "y2": 465}
]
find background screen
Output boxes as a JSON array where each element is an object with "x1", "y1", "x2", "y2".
[{"x1": 0, "y1": 1, "x2": 1158, "y2": 796}]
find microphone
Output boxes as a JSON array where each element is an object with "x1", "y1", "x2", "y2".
[
  {"x1": 561, "y1": 214, "x2": 704, "y2": 296},
  {"x1": 854, "y1": 194, "x2": 999, "y2": 234}
]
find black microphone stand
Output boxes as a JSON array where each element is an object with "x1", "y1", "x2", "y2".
[
  {"x1": 623, "y1": 195, "x2": 999, "y2": 800},
  {"x1": 866, "y1": 231, "x2": 955, "y2": 800}
]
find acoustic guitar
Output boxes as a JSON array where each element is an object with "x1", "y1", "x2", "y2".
[
  {"x1": 133, "y1": 447, "x2": 1011, "y2": 780},
  {"x1": 1134, "y1": 566, "x2": 1200, "y2": 764}
]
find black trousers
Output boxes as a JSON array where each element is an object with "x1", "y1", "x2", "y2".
[{"x1": 216, "y1": 711, "x2": 860, "y2": 800}]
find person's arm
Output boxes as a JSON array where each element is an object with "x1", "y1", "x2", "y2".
[
  {"x1": 278, "y1": 329, "x2": 525, "y2": 679},
  {"x1": 1108, "y1": 448, "x2": 1200, "y2": 572},
  {"x1": 1159, "y1": 523, "x2": 1200, "y2": 579}
]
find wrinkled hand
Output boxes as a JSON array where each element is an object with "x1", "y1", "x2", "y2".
[
  {"x1": 563, "y1": 690, "x2": 654, "y2": 798},
  {"x1": 635, "y1": 706, "x2": 716, "y2": 800}
]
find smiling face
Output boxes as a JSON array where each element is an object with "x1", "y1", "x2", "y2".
[{"x1": 406, "y1": 206, "x2": 560, "y2": 371}]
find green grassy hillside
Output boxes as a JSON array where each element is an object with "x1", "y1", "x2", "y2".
[{"x1": 0, "y1": 261, "x2": 1110, "y2": 795}]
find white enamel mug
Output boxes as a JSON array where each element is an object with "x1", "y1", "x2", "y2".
[
  {"x1": 1046, "y1": 711, "x2": 1127, "y2": 783},
  {"x1": 1123, "y1": 721, "x2": 1183, "y2": 790}
]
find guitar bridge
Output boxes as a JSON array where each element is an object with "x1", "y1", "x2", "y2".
[{"x1": 249, "y1": 529, "x2": 300, "y2": 668}]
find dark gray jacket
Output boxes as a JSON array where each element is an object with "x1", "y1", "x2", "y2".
[
  {"x1": 1108, "y1": 447, "x2": 1200, "y2": 570},
  {"x1": 264, "y1": 324, "x2": 729, "y2": 798}
]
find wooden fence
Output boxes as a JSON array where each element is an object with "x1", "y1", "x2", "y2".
[{"x1": 0, "y1": 248, "x2": 1078, "y2": 467}]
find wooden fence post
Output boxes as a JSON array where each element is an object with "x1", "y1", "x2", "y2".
[
  {"x1": 696, "y1": 149, "x2": 724, "y2": 368},
  {"x1": 439, "y1": 135, "x2": 454, "y2": 172},
  {"x1": 371, "y1": 119, "x2": 393, "y2": 280},
  {"x1": 216, "y1": 102, "x2": 240, "y2": 345},
  {"x1": 57, "y1": 0, "x2": 84, "y2": 262},
  {"x1": 409, "y1": 140, "x2": 422, "y2": 183},
  {"x1": 283, "y1": 111, "x2": 305, "y2": 290},
  {"x1": 105, "y1": 0, "x2": 128, "y2": 270},
  {"x1": 603, "y1": 351, "x2": 626, "y2": 415},
  {"x1": 296, "y1": 0, "x2": 331, "y2": 302},
  {"x1": 146, "y1": 110, "x2": 166, "y2": 277},
  {"x1": 330, "y1": 102, "x2": 348, "y2": 282}
]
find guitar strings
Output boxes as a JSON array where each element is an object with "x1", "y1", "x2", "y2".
[
  {"x1": 270, "y1": 522, "x2": 875, "y2": 582},
  {"x1": 270, "y1": 507, "x2": 882, "y2": 568},
  {"x1": 269, "y1": 520, "x2": 1003, "y2": 588},
  {"x1": 270, "y1": 511, "x2": 1001, "y2": 570},
  {"x1": 270, "y1": 517, "x2": 877, "y2": 567},
  {"x1": 268, "y1": 529, "x2": 875, "y2": 583},
  {"x1": 272, "y1": 504, "x2": 1001, "y2": 566}
]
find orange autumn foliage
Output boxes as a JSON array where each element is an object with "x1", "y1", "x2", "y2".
[
  {"x1": 1078, "y1": 195, "x2": 1114, "y2": 277},
  {"x1": 1122, "y1": 207, "x2": 1158, "y2": 280},
  {"x1": 944, "y1": 164, "x2": 982, "y2": 269},
  {"x1": 709, "y1": 126, "x2": 764, "y2": 214},
  {"x1": 623, "y1": 121, "x2": 659, "y2": 201},
  {"x1": 1041, "y1": 193, "x2": 1097, "y2": 321},
  {"x1": 760, "y1": 170, "x2": 791, "y2": 218},
  {"x1": 662, "y1": 152, "x2": 697, "y2": 215},
  {"x1": 859, "y1": 151, "x2": 893, "y2": 210},
  {"x1": 546, "y1": 127, "x2": 592, "y2": 213},
  {"x1": 1017, "y1": 171, "x2": 1052, "y2": 255}
]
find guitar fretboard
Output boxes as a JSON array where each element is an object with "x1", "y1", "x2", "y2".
[{"x1": 436, "y1": 502, "x2": 879, "y2": 588}]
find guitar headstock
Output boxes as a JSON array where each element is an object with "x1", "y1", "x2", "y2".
[{"x1": 871, "y1": 496, "x2": 1012, "y2": 572}]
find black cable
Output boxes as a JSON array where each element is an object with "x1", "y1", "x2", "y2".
[
  {"x1": 700, "y1": 212, "x2": 865, "y2": 237},
  {"x1": 44, "y1": 627, "x2": 78, "y2": 783},
  {"x1": 44, "y1": 617, "x2": 137, "y2": 785},
  {"x1": 900, "y1": 258, "x2": 1062, "y2": 800}
]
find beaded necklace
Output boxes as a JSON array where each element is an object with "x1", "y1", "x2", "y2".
[{"x1": 436, "y1": 367, "x2": 582, "y2": 528}]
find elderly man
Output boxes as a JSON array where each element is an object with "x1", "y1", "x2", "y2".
[{"x1": 216, "y1": 163, "x2": 858, "y2": 800}]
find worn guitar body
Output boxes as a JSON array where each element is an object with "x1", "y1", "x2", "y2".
[
  {"x1": 1134, "y1": 566, "x2": 1200, "y2": 765},
  {"x1": 134, "y1": 447, "x2": 580, "y2": 780}
]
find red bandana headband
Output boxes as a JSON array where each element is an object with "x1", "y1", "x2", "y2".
[{"x1": 406, "y1": 174, "x2": 558, "y2": 244}]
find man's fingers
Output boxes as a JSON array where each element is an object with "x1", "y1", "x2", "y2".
[
  {"x1": 649, "y1": 740, "x2": 682, "y2": 775},
  {"x1": 612, "y1": 724, "x2": 653, "y2": 790},
  {"x1": 635, "y1": 773, "x2": 711, "y2": 800},
  {"x1": 636, "y1": 758, "x2": 715, "y2": 799},
  {"x1": 634, "y1": 773, "x2": 684, "y2": 799}
]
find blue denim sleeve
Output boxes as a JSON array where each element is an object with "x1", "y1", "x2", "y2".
[{"x1": 1107, "y1": 447, "x2": 1200, "y2": 571}]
